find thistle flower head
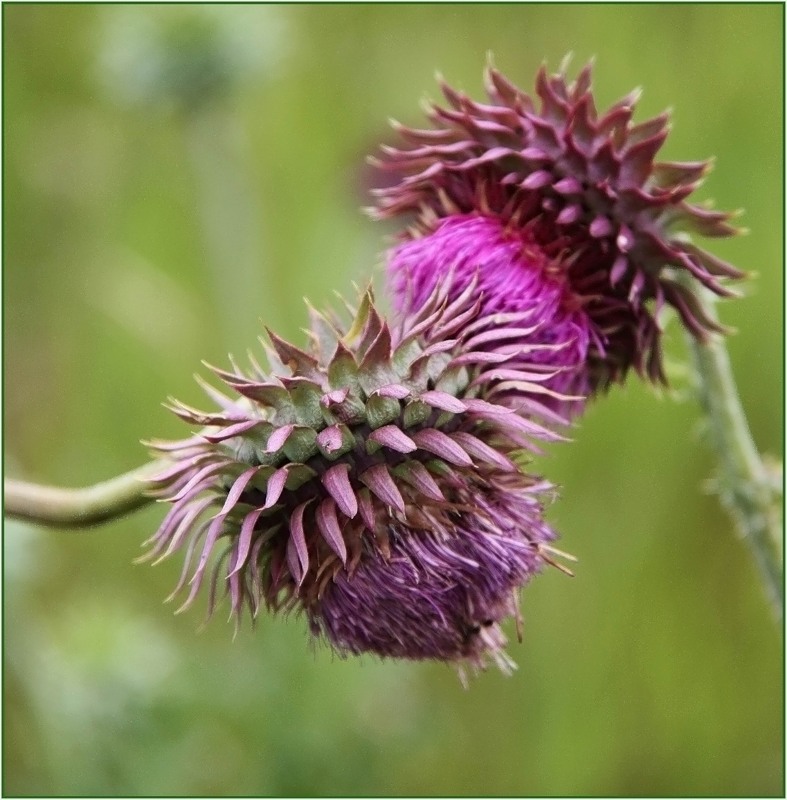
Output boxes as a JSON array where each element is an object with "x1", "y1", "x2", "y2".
[
  {"x1": 142, "y1": 277, "x2": 565, "y2": 674},
  {"x1": 370, "y1": 59, "x2": 745, "y2": 402}
]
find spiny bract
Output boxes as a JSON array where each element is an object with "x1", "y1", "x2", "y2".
[
  {"x1": 142, "y1": 276, "x2": 571, "y2": 674},
  {"x1": 370, "y1": 58, "x2": 744, "y2": 407}
]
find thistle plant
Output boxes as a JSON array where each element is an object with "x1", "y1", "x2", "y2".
[
  {"x1": 5, "y1": 57, "x2": 781, "y2": 680},
  {"x1": 370, "y1": 58, "x2": 744, "y2": 416},
  {"x1": 141, "y1": 275, "x2": 569, "y2": 676}
]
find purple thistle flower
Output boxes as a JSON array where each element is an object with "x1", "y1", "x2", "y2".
[
  {"x1": 370, "y1": 59, "x2": 744, "y2": 412},
  {"x1": 142, "y1": 276, "x2": 567, "y2": 674},
  {"x1": 389, "y1": 214, "x2": 595, "y2": 415},
  {"x1": 311, "y1": 468, "x2": 555, "y2": 678}
]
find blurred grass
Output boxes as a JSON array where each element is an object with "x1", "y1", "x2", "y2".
[{"x1": 3, "y1": 4, "x2": 783, "y2": 797}]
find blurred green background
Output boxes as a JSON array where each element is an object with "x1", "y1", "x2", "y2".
[{"x1": 3, "y1": 4, "x2": 783, "y2": 796}]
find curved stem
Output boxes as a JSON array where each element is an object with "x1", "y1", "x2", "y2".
[
  {"x1": 677, "y1": 275, "x2": 783, "y2": 619},
  {"x1": 4, "y1": 461, "x2": 160, "y2": 529}
]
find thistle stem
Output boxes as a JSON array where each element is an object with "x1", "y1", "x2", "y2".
[
  {"x1": 4, "y1": 461, "x2": 160, "y2": 529},
  {"x1": 185, "y1": 105, "x2": 276, "y2": 343},
  {"x1": 677, "y1": 275, "x2": 783, "y2": 618}
]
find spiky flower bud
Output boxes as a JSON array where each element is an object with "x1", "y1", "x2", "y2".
[
  {"x1": 142, "y1": 277, "x2": 566, "y2": 674},
  {"x1": 370, "y1": 59, "x2": 744, "y2": 413}
]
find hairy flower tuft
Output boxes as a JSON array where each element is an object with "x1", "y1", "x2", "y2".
[
  {"x1": 142, "y1": 277, "x2": 568, "y2": 674},
  {"x1": 370, "y1": 59, "x2": 744, "y2": 408}
]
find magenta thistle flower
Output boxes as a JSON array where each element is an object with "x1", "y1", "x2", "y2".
[
  {"x1": 142, "y1": 277, "x2": 567, "y2": 674},
  {"x1": 369, "y1": 60, "x2": 744, "y2": 411}
]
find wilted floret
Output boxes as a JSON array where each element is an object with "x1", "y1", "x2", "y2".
[
  {"x1": 311, "y1": 468, "x2": 555, "y2": 677},
  {"x1": 142, "y1": 277, "x2": 567, "y2": 673},
  {"x1": 370, "y1": 59, "x2": 744, "y2": 406}
]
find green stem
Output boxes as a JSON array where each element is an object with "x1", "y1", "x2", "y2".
[
  {"x1": 678, "y1": 275, "x2": 783, "y2": 618},
  {"x1": 185, "y1": 104, "x2": 276, "y2": 344},
  {"x1": 4, "y1": 462, "x2": 160, "y2": 529}
]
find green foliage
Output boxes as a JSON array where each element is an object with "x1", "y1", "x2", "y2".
[{"x1": 4, "y1": 4, "x2": 783, "y2": 796}]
